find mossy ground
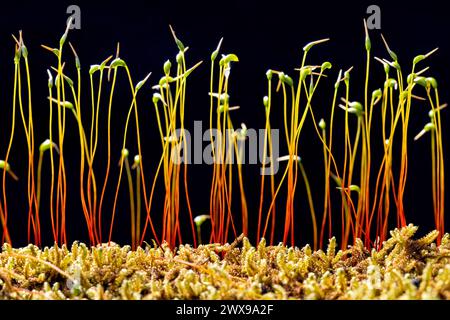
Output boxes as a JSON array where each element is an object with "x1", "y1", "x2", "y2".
[{"x1": 0, "y1": 224, "x2": 449, "y2": 300}]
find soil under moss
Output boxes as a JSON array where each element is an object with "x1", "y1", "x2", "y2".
[{"x1": 0, "y1": 224, "x2": 449, "y2": 300}]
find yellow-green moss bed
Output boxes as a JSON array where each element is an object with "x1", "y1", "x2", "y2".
[{"x1": 0, "y1": 224, "x2": 449, "y2": 300}]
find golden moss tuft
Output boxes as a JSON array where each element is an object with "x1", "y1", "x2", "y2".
[{"x1": 0, "y1": 225, "x2": 449, "y2": 300}]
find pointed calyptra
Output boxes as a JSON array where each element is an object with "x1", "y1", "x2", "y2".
[
  {"x1": 303, "y1": 38, "x2": 330, "y2": 53},
  {"x1": 426, "y1": 77, "x2": 438, "y2": 89},
  {"x1": 169, "y1": 25, "x2": 185, "y2": 52},
  {"x1": 110, "y1": 58, "x2": 127, "y2": 69},
  {"x1": 132, "y1": 155, "x2": 141, "y2": 169},
  {"x1": 211, "y1": 37, "x2": 223, "y2": 62},
  {"x1": 39, "y1": 139, "x2": 59, "y2": 154},
  {"x1": 47, "y1": 69, "x2": 53, "y2": 89},
  {"x1": 263, "y1": 96, "x2": 269, "y2": 109},
  {"x1": 219, "y1": 53, "x2": 239, "y2": 66},
  {"x1": 321, "y1": 62, "x2": 332, "y2": 72},
  {"x1": 372, "y1": 88, "x2": 382, "y2": 100},
  {"x1": 135, "y1": 73, "x2": 152, "y2": 92},
  {"x1": 163, "y1": 60, "x2": 172, "y2": 76},
  {"x1": 319, "y1": 118, "x2": 326, "y2": 130}
]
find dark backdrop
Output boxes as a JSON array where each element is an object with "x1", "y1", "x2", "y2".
[{"x1": 0, "y1": 0, "x2": 449, "y2": 247}]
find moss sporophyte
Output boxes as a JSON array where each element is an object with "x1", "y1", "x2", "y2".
[{"x1": 0, "y1": 19, "x2": 448, "y2": 299}]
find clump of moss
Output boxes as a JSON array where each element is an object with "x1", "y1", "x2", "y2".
[{"x1": 0, "y1": 224, "x2": 449, "y2": 300}]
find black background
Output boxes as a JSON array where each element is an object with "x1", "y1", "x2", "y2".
[{"x1": 0, "y1": 0, "x2": 449, "y2": 247}]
